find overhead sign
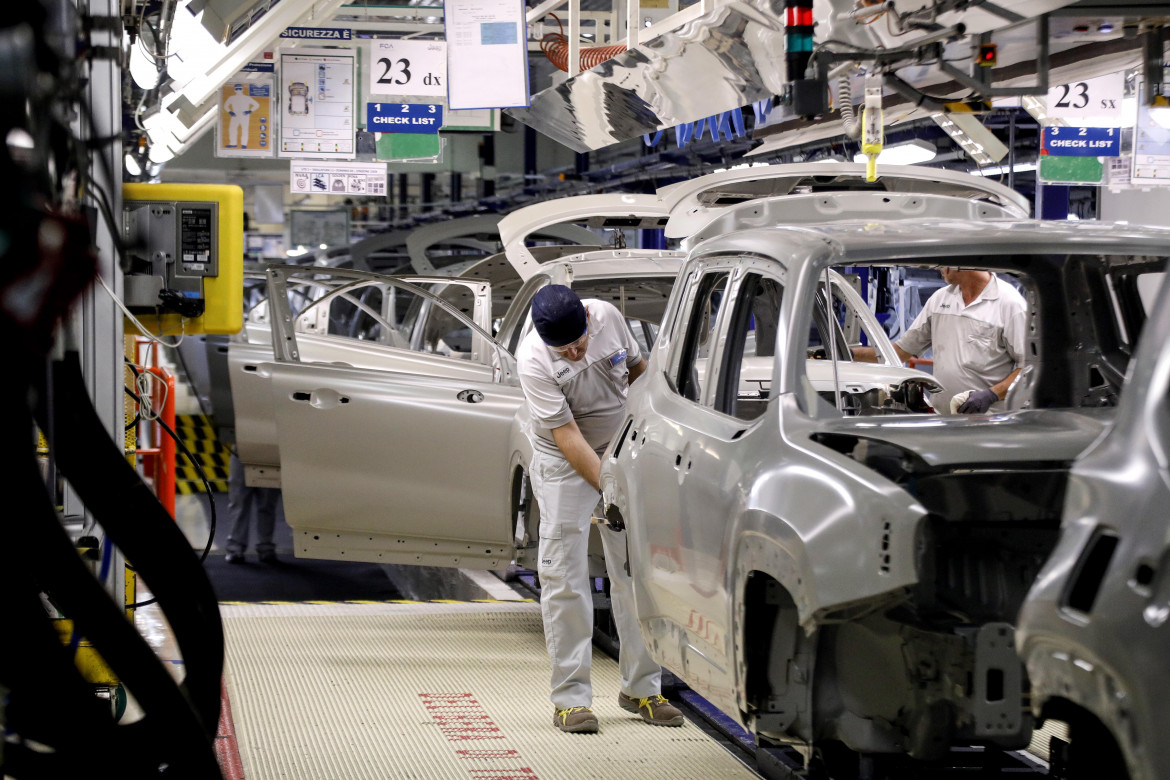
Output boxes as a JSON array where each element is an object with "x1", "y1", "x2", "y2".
[
  {"x1": 278, "y1": 48, "x2": 356, "y2": 159},
  {"x1": 290, "y1": 160, "x2": 388, "y2": 196},
  {"x1": 1041, "y1": 126, "x2": 1120, "y2": 157},
  {"x1": 281, "y1": 27, "x2": 352, "y2": 40},
  {"x1": 367, "y1": 103, "x2": 443, "y2": 134},
  {"x1": 1047, "y1": 72, "x2": 1124, "y2": 123},
  {"x1": 367, "y1": 40, "x2": 447, "y2": 98},
  {"x1": 445, "y1": 0, "x2": 530, "y2": 110}
]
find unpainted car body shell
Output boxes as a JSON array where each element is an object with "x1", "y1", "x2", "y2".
[
  {"x1": 601, "y1": 214, "x2": 1170, "y2": 756},
  {"x1": 1017, "y1": 274, "x2": 1170, "y2": 780}
]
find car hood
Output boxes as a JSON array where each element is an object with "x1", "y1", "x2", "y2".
[{"x1": 811, "y1": 407, "x2": 1114, "y2": 469}]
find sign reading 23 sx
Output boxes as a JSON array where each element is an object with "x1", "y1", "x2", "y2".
[{"x1": 366, "y1": 103, "x2": 444, "y2": 134}]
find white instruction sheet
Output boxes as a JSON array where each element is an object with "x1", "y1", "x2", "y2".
[
  {"x1": 445, "y1": 0, "x2": 530, "y2": 110},
  {"x1": 279, "y1": 48, "x2": 357, "y2": 159}
]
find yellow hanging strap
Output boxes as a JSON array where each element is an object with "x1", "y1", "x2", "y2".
[{"x1": 861, "y1": 72, "x2": 884, "y2": 182}]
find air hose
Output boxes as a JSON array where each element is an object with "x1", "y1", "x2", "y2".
[{"x1": 540, "y1": 13, "x2": 626, "y2": 73}]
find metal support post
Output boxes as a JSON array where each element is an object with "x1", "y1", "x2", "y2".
[{"x1": 569, "y1": 0, "x2": 581, "y2": 76}]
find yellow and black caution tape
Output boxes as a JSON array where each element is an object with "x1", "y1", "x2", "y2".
[{"x1": 174, "y1": 414, "x2": 233, "y2": 494}]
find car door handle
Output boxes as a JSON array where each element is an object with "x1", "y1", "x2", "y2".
[
  {"x1": 291, "y1": 390, "x2": 350, "y2": 409},
  {"x1": 457, "y1": 389, "x2": 484, "y2": 404}
]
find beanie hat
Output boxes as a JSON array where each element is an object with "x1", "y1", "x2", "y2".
[{"x1": 531, "y1": 285, "x2": 586, "y2": 347}]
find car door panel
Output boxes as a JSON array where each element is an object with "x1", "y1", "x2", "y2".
[
  {"x1": 268, "y1": 360, "x2": 524, "y2": 568},
  {"x1": 227, "y1": 340, "x2": 282, "y2": 487}
]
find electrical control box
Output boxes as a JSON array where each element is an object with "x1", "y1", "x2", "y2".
[{"x1": 122, "y1": 183, "x2": 244, "y2": 335}]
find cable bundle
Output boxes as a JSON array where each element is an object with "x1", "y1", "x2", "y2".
[{"x1": 540, "y1": 14, "x2": 626, "y2": 73}]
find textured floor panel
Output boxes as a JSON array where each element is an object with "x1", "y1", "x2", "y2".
[{"x1": 224, "y1": 606, "x2": 759, "y2": 780}]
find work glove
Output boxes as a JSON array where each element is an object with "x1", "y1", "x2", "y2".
[{"x1": 957, "y1": 388, "x2": 998, "y2": 414}]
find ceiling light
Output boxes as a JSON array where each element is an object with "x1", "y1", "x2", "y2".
[
  {"x1": 851, "y1": 139, "x2": 936, "y2": 165},
  {"x1": 7, "y1": 128, "x2": 34, "y2": 149},
  {"x1": 971, "y1": 161, "x2": 1037, "y2": 177},
  {"x1": 930, "y1": 111, "x2": 1007, "y2": 166}
]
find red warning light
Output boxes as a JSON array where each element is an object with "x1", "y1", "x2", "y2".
[{"x1": 978, "y1": 43, "x2": 998, "y2": 67}]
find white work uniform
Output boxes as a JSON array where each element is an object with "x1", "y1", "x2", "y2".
[
  {"x1": 224, "y1": 92, "x2": 260, "y2": 147},
  {"x1": 897, "y1": 274, "x2": 1026, "y2": 414},
  {"x1": 517, "y1": 299, "x2": 662, "y2": 710}
]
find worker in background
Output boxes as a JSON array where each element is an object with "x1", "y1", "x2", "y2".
[
  {"x1": 224, "y1": 450, "x2": 282, "y2": 564},
  {"x1": 517, "y1": 284, "x2": 684, "y2": 734},
  {"x1": 853, "y1": 266, "x2": 1026, "y2": 414}
]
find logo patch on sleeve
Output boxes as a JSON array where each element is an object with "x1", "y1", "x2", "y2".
[{"x1": 609, "y1": 349, "x2": 627, "y2": 367}]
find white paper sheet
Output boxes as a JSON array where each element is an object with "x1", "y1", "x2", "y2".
[{"x1": 445, "y1": 0, "x2": 530, "y2": 110}]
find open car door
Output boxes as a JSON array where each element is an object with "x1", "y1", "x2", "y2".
[{"x1": 260, "y1": 265, "x2": 524, "y2": 568}]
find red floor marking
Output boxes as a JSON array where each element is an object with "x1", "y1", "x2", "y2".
[
  {"x1": 216, "y1": 677, "x2": 246, "y2": 780},
  {"x1": 420, "y1": 692, "x2": 539, "y2": 779}
]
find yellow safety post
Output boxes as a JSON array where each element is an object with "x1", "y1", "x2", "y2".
[{"x1": 861, "y1": 72, "x2": 884, "y2": 182}]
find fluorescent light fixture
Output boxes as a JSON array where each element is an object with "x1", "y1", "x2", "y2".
[
  {"x1": 852, "y1": 140, "x2": 936, "y2": 165},
  {"x1": 931, "y1": 111, "x2": 1008, "y2": 166},
  {"x1": 971, "y1": 161, "x2": 1037, "y2": 177},
  {"x1": 124, "y1": 151, "x2": 142, "y2": 177},
  {"x1": 7, "y1": 128, "x2": 34, "y2": 149},
  {"x1": 128, "y1": 33, "x2": 162, "y2": 89},
  {"x1": 1022, "y1": 95, "x2": 1065, "y2": 128}
]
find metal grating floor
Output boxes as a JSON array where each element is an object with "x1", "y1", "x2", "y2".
[{"x1": 221, "y1": 601, "x2": 761, "y2": 780}]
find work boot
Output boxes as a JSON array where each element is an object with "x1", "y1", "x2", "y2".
[
  {"x1": 618, "y1": 693, "x2": 684, "y2": 727},
  {"x1": 553, "y1": 706, "x2": 598, "y2": 733},
  {"x1": 225, "y1": 551, "x2": 245, "y2": 564}
]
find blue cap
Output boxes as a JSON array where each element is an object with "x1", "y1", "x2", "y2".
[{"x1": 531, "y1": 285, "x2": 586, "y2": 347}]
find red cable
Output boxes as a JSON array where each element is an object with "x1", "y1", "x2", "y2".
[{"x1": 540, "y1": 13, "x2": 626, "y2": 73}]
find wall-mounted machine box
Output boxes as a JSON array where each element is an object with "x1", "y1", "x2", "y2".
[{"x1": 122, "y1": 183, "x2": 244, "y2": 335}]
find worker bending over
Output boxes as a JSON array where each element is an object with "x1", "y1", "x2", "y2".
[{"x1": 517, "y1": 284, "x2": 684, "y2": 734}]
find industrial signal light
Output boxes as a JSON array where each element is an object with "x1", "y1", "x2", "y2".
[{"x1": 978, "y1": 43, "x2": 998, "y2": 67}]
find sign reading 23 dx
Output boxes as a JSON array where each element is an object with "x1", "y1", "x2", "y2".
[{"x1": 367, "y1": 40, "x2": 447, "y2": 99}]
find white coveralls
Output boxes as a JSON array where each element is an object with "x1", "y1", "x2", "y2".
[
  {"x1": 224, "y1": 92, "x2": 260, "y2": 148},
  {"x1": 517, "y1": 299, "x2": 662, "y2": 711},
  {"x1": 896, "y1": 274, "x2": 1027, "y2": 414}
]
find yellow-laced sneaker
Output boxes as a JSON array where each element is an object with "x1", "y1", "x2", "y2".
[
  {"x1": 618, "y1": 692, "x2": 684, "y2": 727},
  {"x1": 553, "y1": 706, "x2": 599, "y2": 733}
]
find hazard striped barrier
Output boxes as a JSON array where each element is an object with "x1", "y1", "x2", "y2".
[{"x1": 174, "y1": 414, "x2": 232, "y2": 494}]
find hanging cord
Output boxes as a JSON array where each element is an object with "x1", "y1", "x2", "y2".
[
  {"x1": 540, "y1": 13, "x2": 627, "y2": 73},
  {"x1": 95, "y1": 272, "x2": 187, "y2": 347},
  {"x1": 123, "y1": 359, "x2": 218, "y2": 602}
]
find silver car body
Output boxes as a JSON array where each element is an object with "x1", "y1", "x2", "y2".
[
  {"x1": 228, "y1": 170, "x2": 969, "y2": 568},
  {"x1": 600, "y1": 213, "x2": 1170, "y2": 763},
  {"x1": 1017, "y1": 273, "x2": 1170, "y2": 780}
]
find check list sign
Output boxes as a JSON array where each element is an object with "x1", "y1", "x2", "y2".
[{"x1": 367, "y1": 103, "x2": 443, "y2": 134}]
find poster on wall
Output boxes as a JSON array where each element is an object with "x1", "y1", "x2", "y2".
[
  {"x1": 215, "y1": 74, "x2": 274, "y2": 158},
  {"x1": 1132, "y1": 80, "x2": 1170, "y2": 184},
  {"x1": 445, "y1": 0, "x2": 530, "y2": 110},
  {"x1": 278, "y1": 48, "x2": 357, "y2": 159}
]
